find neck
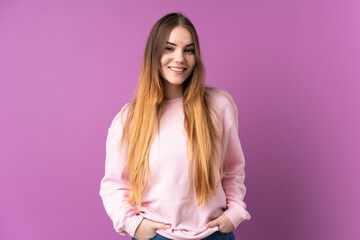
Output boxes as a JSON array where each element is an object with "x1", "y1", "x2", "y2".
[{"x1": 164, "y1": 81, "x2": 183, "y2": 100}]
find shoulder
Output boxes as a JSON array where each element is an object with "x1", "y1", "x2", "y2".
[
  {"x1": 109, "y1": 101, "x2": 133, "y2": 130},
  {"x1": 205, "y1": 86, "x2": 238, "y2": 119}
]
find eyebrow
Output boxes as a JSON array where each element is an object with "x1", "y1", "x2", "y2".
[{"x1": 166, "y1": 41, "x2": 194, "y2": 47}]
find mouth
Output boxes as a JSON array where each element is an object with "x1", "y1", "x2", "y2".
[{"x1": 168, "y1": 66, "x2": 187, "y2": 73}]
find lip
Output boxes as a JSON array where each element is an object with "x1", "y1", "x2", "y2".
[
  {"x1": 168, "y1": 66, "x2": 187, "y2": 74},
  {"x1": 169, "y1": 66, "x2": 186, "y2": 69}
]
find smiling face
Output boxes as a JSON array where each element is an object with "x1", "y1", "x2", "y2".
[{"x1": 159, "y1": 26, "x2": 196, "y2": 96}]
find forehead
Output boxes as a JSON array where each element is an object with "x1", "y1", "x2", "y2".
[{"x1": 167, "y1": 26, "x2": 193, "y2": 45}]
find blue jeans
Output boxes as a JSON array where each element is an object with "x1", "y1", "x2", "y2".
[{"x1": 132, "y1": 231, "x2": 235, "y2": 240}]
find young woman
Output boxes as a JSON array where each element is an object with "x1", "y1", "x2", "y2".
[{"x1": 100, "y1": 12, "x2": 251, "y2": 240}]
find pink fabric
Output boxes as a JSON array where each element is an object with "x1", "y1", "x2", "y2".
[{"x1": 99, "y1": 87, "x2": 250, "y2": 239}]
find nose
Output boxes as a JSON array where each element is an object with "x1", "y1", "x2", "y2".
[{"x1": 173, "y1": 49, "x2": 184, "y2": 63}]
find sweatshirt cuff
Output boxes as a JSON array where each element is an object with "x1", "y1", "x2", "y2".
[
  {"x1": 223, "y1": 206, "x2": 251, "y2": 229},
  {"x1": 122, "y1": 214, "x2": 144, "y2": 237}
]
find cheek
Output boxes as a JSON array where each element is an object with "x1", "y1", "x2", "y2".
[
  {"x1": 159, "y1": 63, "x2": 166, "y2": 77},
  {"x1": 188, "y1": 56, "x2": 196, "y2": 69},
  {"x1": 160, "y1": 54, "x2": 171, "y2": 67}
]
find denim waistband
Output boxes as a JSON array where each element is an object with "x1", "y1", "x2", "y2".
[{"x1": 132, "y1": 230, "x2": 235, "y2": 240}]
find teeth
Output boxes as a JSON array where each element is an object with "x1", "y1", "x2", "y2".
[{"x1": 169, "y1": 67, "x2": 185, "y2": 72}]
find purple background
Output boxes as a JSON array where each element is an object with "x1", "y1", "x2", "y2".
[{"x1": 1, "y1": 0, "x2": 359, "y2": 239}]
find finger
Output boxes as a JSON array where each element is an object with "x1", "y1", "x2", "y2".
[
  {"x1": 206, "y1": 219, "x2": 220, "y2": 228},
  {"x1": 153, "y1": 222, "x2": 171, "y2": 230}
]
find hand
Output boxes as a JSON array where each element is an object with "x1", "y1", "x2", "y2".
[
  {"x1": 206, "y1": 214, "x2": 235, "y2": 233},
  {"x1": 134, "y1": 218, "x2": 171, "y2": 240}
]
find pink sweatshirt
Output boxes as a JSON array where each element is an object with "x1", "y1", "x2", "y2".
[{"x1": 99, "y1": 87, "x2": 251, "y2": 240}]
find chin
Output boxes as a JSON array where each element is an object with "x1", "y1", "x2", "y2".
[{"x1": 167, "y1": 80, "x2": 186, "y2": 86}]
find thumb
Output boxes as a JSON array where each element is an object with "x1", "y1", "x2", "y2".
[
  {"x1": 153, "y1": 222, "x2": 171, "y2": 230},
  {"x1": 206, "y1": 218, "x2": 220, "y2": 228}
]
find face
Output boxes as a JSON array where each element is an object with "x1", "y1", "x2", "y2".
[{"x1": 159, "y1": 26, "x2": 196, "y2": 87}]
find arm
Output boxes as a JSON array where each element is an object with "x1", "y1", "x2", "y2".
[
  {"x1": 99, "y1": 108, "x2": 144, "y2": 236},
  {"x1": 221, "y1": 103, "x2": 251, "y2": 229}
]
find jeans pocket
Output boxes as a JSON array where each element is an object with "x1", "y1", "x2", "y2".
[
  {"x1": 146, "y1": 233, "x2": 157, "y2": 240},
  {"x1": 218, "y1": 231, "x2": 235, "y2": 240}
]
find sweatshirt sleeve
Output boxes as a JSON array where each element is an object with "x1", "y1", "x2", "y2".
[
  {"x1": 221, "y1": 101, "x2": 251, "y2": 228},
  {"x1": 99, "y1": 107, "x2": 144, "y2": 237}
]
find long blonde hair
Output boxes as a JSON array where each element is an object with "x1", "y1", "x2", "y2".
[{"x1": 120, "y1": 12, "x2": 223, "y2": 209}]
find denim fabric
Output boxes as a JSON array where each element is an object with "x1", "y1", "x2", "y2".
[
  {"x1": 132, "y1": 231, "x2": 235, "y2": 240},
  {"x1": 202, "y1": 231, "x2": 235, "y2": 240}
]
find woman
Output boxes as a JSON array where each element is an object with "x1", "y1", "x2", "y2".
[{"x1": 99, "y1": 12, "x2": 251, "y2": 240}]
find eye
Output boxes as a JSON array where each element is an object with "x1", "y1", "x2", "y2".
[
  {"x1": 165, "y1": 47, "x2": 173, "y2": 52},
  {"x1": 184, "y1": 49, "x2": 195, "y2": 54}
]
